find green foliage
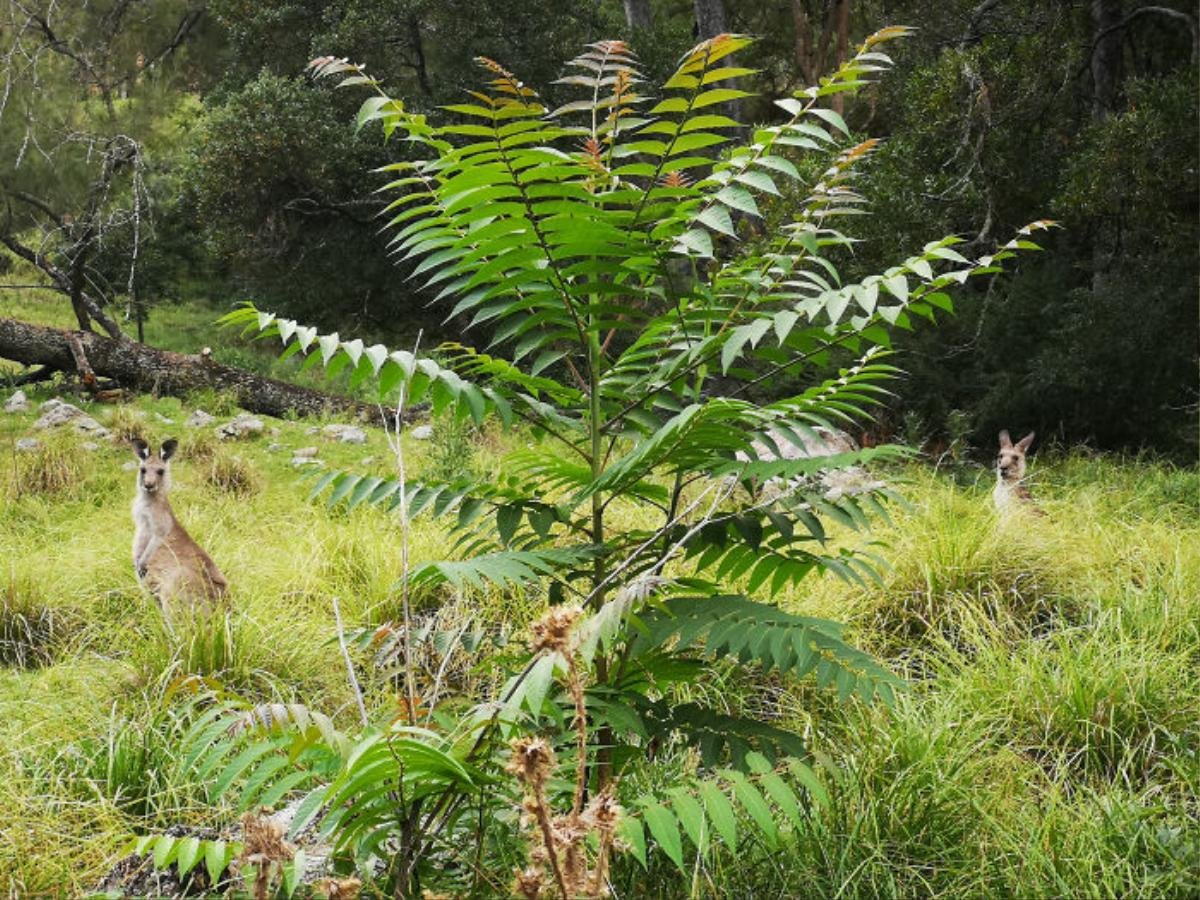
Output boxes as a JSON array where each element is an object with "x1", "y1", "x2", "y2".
[
  {"x1": 184, "y1": 0, "x2": 627, "y2": 328},
  {"x1": 423, "y1": 413, "x2": 483, "y2": 483},
  {"x1": 851, "y1": 1, "x2": 1197, "y2": 457},
  {"x1": 0, "y1": 588, "x2": 73, "y2": 669},
  {"x1": 214, "y1": 27, "x2": 1054, "y2": 890},
  {"x1": 0, "y1": 366, "x2": 1195, "y2": 896},
  {"x1": 5, "y1": 431, "x2": 85, "y2": 500},
  {"x1": 186, "y1": 70, "x2": 406, "y2": 325},
  {"x1": 202, "y1": 451, "x2": 263, "y2": 497},
  {"x1": 178, "y1": 690, "x2": 498, "y2": 888},
  {"x1": 122, "y1": 827, "x2": 311, "y2": 897},
  {"x1": 622, "y1": 751, "x2": 829, "y2": 872},
  {"x1": 54, "y1": 699, "x2": 207, "y2": 823},
  {"x1": 635, "y1": 595, "x2": 902, "y2": 703}
]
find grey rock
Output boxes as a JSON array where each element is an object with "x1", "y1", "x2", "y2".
[
  {"x1": 292, "y1": 457, "x2": 324, "y2": 468},
  {"x1": 76, "y1": 418, "x2": 110, "y2": 438},
  {"x1": 81, "y1": 441, "x2": 100, "y2": 451},
  {"x1": 34, "y1": 399, "x2": 77, "y2": 424},
  {"x1": 216, "y1": 413, "x2": 264, "y2": 440},
  {"x1": 737, "y1": 425, "x2": 858, "y2": 463},
  {"x1": 32, "y1": 398, "x2": 110, "y2": 438},
  {"x1": 360, "y1": 456, "x2": 376, "y2": 466},
  {"x1": 410, "y1": 424, "x2": 434, "y2": 440},
  {"x1": 15, "y1": 437, "x2": 40, "y2": 452},
  {"x1": 293, "y1": 446, "x2": 319, "y2": 459},
  {"x1": 736, "y1": 425, "x2": 885, "y2": 501},
  {"x1": 4, "y1": 390, "x2": 30, "y2": 413},
  {"x1": 323, "y1": 423, "x2": 367, "y2": 444},
  {"x1": 820, "y1": 467, "x2": 886, "y2": 501},
  {"x1": 305, "y1": 425, "x2": 320, "y2": 435},
  {"x1": 258, "y1": 797, "x2": 336, "y2": 883},
  {"x1": 267, "y1": 442, "x2": 286, "y2": 453},
  {"x1": 154, "y1": 413, "x2": 175, "y2": 424},
  {"x1": 185, "y1": 409, "x2": 216, "y2": 428}
]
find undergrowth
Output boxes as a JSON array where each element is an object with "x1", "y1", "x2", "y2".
[{"x1": 0, "y1": 384, "x2": 1196, "y2": 896}]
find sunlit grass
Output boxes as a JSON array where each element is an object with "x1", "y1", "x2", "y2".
[{"x1": 0, "y1": 364, "x2": 1197, "y2": 895}]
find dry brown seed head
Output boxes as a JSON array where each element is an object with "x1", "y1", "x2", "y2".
[
  {"x1": 529, "y1": 605, "x2": 583, "y2": 655},
  {"x1": 239, "y1": 812, "x2": 294, "y2": 863},
  {"x1": 513, "y1": 866, "x2": 547, "y2": 899},
  {"x1": 507, "y1": 735, "x2": 556, "y2": 786},
  {"x1": 583, "y1": 789, "x2": 622, "y2": 833},
  {"x1": 316, "y1": 877, "x2": 363, "y2": 900}
]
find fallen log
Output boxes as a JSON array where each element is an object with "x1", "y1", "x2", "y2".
[{"x1": 0, "y1": 316, "x2": 422, "y2": 426}]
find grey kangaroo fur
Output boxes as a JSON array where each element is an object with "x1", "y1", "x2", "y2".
[
  {"x1": 992, "y1": 429, "x2": 1042, "y2": 514},
  {"x1": 131, "y1": 437, "x2": 228, "y2": 612}
]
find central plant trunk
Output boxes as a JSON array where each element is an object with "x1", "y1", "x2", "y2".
[{"x1": 588, "y1": 322, "x2": 616, "y2": 791}]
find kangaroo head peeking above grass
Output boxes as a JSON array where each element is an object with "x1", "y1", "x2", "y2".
[
  {"x1": 131, "y1": 437, "x2": 227, "y2": 614},
  {"x1": 992, "y1": 429, "x2": 1042, "y2": 514}
]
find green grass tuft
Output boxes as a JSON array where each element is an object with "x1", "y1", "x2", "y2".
[{"x1": 0, "y1": 358, "x2": 1195, "y2": 896}]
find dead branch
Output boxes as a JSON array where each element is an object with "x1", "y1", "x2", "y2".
[
  {"x1": 65, "y1": 332, "x2": 97, "y2": 391},
  {"x1": 0, "y1": 316, "x2": 425, "y2": 426}
]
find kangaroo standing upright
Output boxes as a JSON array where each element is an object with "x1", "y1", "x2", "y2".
[
  {"x1": 992, "y1": 430, "x2": 1041, "y2": 514},
  {"x1": 131, "y1": 438, "x2": 228, "y2": 613}
]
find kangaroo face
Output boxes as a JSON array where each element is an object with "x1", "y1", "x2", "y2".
[
  {"x1": 132, "y1": 437, "x2": 178, "y2": 495},
  {"x1": 996, "y1": 430, "x2": 1034, "y2": 482}
]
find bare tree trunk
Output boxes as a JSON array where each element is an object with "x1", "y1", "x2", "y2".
[
  {"x1": 1091, "y1": 0, "x2": 1123, "y2": 121},
  {"x1": 1090, "y1": 0, "x2": 1124, "y2": 294},
  {"x1": 692, "y1": 0, "x2": 728, "y2": 38},
  {"x1": 692, "y1": 0, "x2": 741, "y2": 121},
  {"x1": 0, "y1": 317, "x2": 421, "y2": 425},
  {"x1": 830, "y1": 0, "x2": 852, "y2": 115},
  {"x1": 622, "y1": 0, "x2": 653, "y2": 31},
  {"x1": 407, "y1": 17, "x2": 433, "y2": 97},
  {"x1": 792, "y1": 0, "x2": 817, "y2": 84},
  {"x1": 791, "y1": 0, "x2": 847, "y2": 90}
]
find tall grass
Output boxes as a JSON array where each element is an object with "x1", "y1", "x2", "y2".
[{"x1": 0, "y1": 378, "x2": 1196, "y2": 896}]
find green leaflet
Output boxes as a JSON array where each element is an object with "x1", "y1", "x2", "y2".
[
  {"x1": 636, "y1": 595, "x2": 905, "y2": 700},
  {"x1": 410, "y1": 546, "x2": 601, "y2": 591},
  {"x1": 624, "y1": 755, "x2": 831, "y2": 871},
  {"x1": 642, "y1": 803, "x2": 684, "y2": 870}
]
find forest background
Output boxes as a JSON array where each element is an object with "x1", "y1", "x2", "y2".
[{"x1": 2, "y1": 0, "x2": 1196, "y2": 459}]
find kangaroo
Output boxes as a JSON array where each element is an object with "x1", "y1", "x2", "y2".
[
  {"x1": 131, "y1": 437, "x2": 228, "y2": 612},
  {"x1": 992, "y1": 430, "x2": 1041, "y2": 514}
]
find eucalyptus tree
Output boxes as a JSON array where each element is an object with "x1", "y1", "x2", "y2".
[{"x1": 0, "y1": 0, "x2": 213, "y2": 340}]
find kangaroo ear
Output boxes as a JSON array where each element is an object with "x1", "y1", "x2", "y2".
[
  {"x1": 132, "y1": 437, "x2": 150, "y2": 460},
  {"x1": 1016, "y1": 431, "x2": 1035, "y2": 452},
  {"x1": 160, "y1": 438, "x2": 179, "y2": 461},
  {"x1": 998, "y1": 430, "x2": 1012, "y2": 449}
]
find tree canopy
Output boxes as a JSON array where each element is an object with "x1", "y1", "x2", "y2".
[{"x1": 1, "y1": 0, "x2": 1195, "y2": 456}]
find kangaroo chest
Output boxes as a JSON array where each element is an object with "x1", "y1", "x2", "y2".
[
  {"x1": 993, "y1": 480, "x2": 1014, "y2": 509},
  {"x1": 993, "y1": 477, "x2": 1032, "y2": 510},
  {"x1": 133, "y1": 495, "x2": 174, "y2": 538}
]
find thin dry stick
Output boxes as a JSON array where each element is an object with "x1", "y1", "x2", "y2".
[
  {"x1": 333, "y1": 595, "x2": 368, "y2": 728},
  {"x1": 423, "y1": 615, "x2": 472, "y2": 726},
  {"x1": 380, "y1": 329, "x2": 423, "y2": 726},
  {"x1": 583, "y1": 476, "x2": 734, "y2": 607},
  {"x1": 585, "y1": 469, "x2": 821, "y2": 629}
]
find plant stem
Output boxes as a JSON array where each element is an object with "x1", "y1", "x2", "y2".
[
  {"x1": 588, "y1": 323, "x2": 614, "y2": 789},
  {"x1": 392, "y1": 330, "x2": 423, "y2": 727},
  {"x1": 333, "y1": 595, "x2": 368, "y2": 728}
]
